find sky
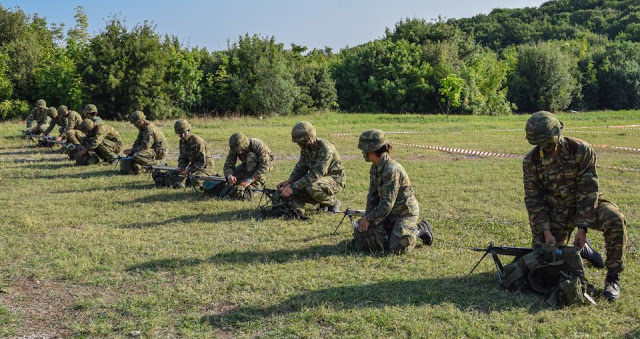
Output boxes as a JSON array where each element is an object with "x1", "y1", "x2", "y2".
[{"x1": 2, "y1": 0, "x2": 549, "y2": 51}]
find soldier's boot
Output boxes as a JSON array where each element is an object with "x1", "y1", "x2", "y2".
[
  {"x1": 580, "y1": 241, "x2": 605, "y2": 269},
  {"x1": 417, "y1": 219, "x2": 434, "y2": 246},
  {"x1": 603, "y1": 271, "x2": 621, "y2": 301}
]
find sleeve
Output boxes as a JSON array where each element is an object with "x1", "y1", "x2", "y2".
[
  {"x1": 36, "y1": 115, "x2": 51, "y2": 133},
  {"x1": 187, "y1": 139, "x2": 208, "y2": 172},
  {"x1": 223, "y1": 150, "x2": 238, "y2": 178},
  {"x1": 87, "y1": 127, "x2": 105, "y2": 150},
  {"x1": 43, "y1": 119, "x2": 56, "y2": 135},
  {"x1": 523, "y1": 154, "x2": 551, "y2": 235},
  {"x1": 131, "y1": 130, "x2": 149, "y2": 153},
  {"x1": 364, "y1": 167, "x2": 379, "y2": 216},
  {"x1": 26, "y1": 109, "x2": 35, "y2": 128},
  {"x1": 288, "y1": 152, "x2": 309, "y2": 183},
  {"x1": 291, "y1": 145, "x2": 332, "y2": 189},
  {"x1": 66, "y1": 115, "x2": 77, "y2": 132},
  {"x1": 177, "y1": 141, "x2": 189, "y2": 169},
  {"x1": 573, "y1": 145, "x2": 599, "y2": 229},
  {"x1": 250, "y1": 140, "x2": 272, "y2": 181},
  {"x1": 364, "y1": 166, "x2": 400, "y2": 224}
]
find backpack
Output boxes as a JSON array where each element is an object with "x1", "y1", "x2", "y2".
[{"x1": 151, "y1": 169, "x2": 184, "y2": 188}]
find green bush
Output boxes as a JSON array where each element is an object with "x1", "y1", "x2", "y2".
[{"x1": 0, "y1": 99, "x2": 29, "y2": 120}]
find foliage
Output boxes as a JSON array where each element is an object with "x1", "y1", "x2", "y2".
[
  {"x1": 0, "y1": 99, "x2": 29, "y2": 120},
  {"x1": 438, "y1": 74, "x2": 464, "y2": 115}
]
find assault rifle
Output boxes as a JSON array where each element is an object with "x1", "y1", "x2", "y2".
[
  {"x1": 22, "y1": 130, "x2": 40, "y2": 143},
  {"x1": 147, "y1": 164, "x2": 226, "y2": 190},
  {"x1": 113, "y1": 155, "x2": 133, "y2": 167},
  {"x1": 329, "y1": 208, "x2": 366, "y2": 234},
  {"x1": 468, "y1": 243, "x2": 532, "y2": 286},
  {"x1": 36, "y1": 136, "x2": 67, "y2": 149},
  {"x1": 250, "y1": 187, "x2": 278, "y2": 209}
]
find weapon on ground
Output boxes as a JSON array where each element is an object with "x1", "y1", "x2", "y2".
[
  {"x1": 22, "y1": 130, "x2": 40, "y2": 143},
  {"x1": 35, "y1": 136, "x2": 68, "y2": 149},
  {"x1": 251, "y1": 187, "x2": 277, "y2": 208},
  {"x1": 328, "y1": 208, "x2": 366, "y2": 234},
  {"x1": 468, "y1": 243, "x2": 532, "y2": 286}
]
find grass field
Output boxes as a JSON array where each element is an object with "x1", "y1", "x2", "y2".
[{"x1": 0, "y1": 111, "x2": 638, "y2": 338}]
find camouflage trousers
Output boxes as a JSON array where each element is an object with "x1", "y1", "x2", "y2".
[
  {"x1": 66, "y1": 129, "x2": 85, "y2": 145},
  {"x1": 287, "y1": 175, "x2": 344, "y2": 213},
  {"x1": 131, "y1": 148, "x2": 166, "y2": 174},
  {"x1": 95, "y1": 139, "x2": 123, "y2": 162},
  {"x1": 352, "y1": 215, "x2": 420, "y2": 254},
  {"x1": 532, "y1": 198, "x2": 627, "y2": 273}
]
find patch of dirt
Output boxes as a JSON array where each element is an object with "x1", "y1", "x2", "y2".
[{"x1": 0, "y1": 278, "x2": 102, "y2": 338}]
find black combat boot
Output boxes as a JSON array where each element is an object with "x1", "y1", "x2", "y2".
[
  {"x1": 580, "y1": 241, "x2": 606, "y2": 268},
  {"x1": 417, "y1": 219, "x2": 434, "y2": 246},
  {"x1": 603, "y1": 271, "x2": 621, "y2": 301}
]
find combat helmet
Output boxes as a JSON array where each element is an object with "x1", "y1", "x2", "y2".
[
  {"x1": 526, "y1": 111, "x2": 563, "y2": 145},
  {"x1": 35, "y1": 99, "x2": 46, "y2": 109},
  {"x1": 129, "y1": 110, "x2": 146, "y2": 124},
  {"x1": 57, "y1": 105, "x2": 69, "y2": 116},
  {"x1": 291, "y1": 121, "x2": 316, "y2": 144},
  {"x1": 83, "y1": 104, "x2": 98, "y2": 115},
  {"x1": 229, "y1": 133, "x2": 249, "y2": 152},
  {"x1": 174, "y1": 119, "x2": 191, "y2": 134},
  {"x1": 46, "y1": 106, "x2": 58, "y2": 118},
  {"x1": 79, "y1": 119, "x2": 95, "y2": 133},
  {"x1": 357, "y1": 129, "x2": 388, "y2": 153}
]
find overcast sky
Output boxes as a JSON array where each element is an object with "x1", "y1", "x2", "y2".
[{"x1": 2, "y1": 0, "x2": 549, "y2": 51}]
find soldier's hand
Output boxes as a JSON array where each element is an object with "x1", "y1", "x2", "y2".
[
  {"x1": 123, "y1": 149, "x2": 132, "y2": 156},
  {"x1": 277, "y1": 180, "x2": 289, "y2": 190},
  {"x1": 179, "y1": 168, "x2": 188, "y2": 176},
  {"x1": 240, "y1": 180, "x2": 251, "y2": 189},
  {"x1": 357, "y1": 218, "x2": 370, "y2": 232},
  {"x1": 543, "y1": 230, "x2": 557, "y2": 246},
  {"x1": 280, "y1": 185, "x2": 293, "y2": 198},
  {"x1": 228, "y1": 175, "x2": 237, "y2": 184},
  {"x1": 55, "y1": 136, "x2": 62, "y2": 142},
  {"x1": 574, "y1": 228, "x2": 587, "y2": 249}
]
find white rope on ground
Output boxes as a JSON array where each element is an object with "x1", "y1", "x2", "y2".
[
  {"x1": 393, "y1": 142, "x2": 522, "y2": 159},
  {"x1": 592, "y1": 145, "x2": 640, "y2": 153}
]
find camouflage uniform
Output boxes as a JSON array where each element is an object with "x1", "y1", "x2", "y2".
[
  {"x1": 84, "y1": 123, "x2": 124, "y2": 162},
  {"x1": 177, "y1": 133, "x2": 215, "y2": 186},
  {"x1": 224, "y1": 138, "x2": 273, "y2": 185},
  {"x1": 286, "y1": 137, "x2": 345, "y2": 212},
  {"x1": 26, "y1": 107, "x2": 51, "y2": 135},
  {"x1": 130, "y1": 121, "x2": 167, "y2": 173},
  {"x1": 43, "y1": 113, "x2": 66, "y2": 137},
  {"x1": 524, "y1": 135, "x2": 627, "y2": 272},
  {"x1": 63, "y1": 110, "x2": 84, "y2": 144},
  {"x1": 25, "y1": 100, "x2": 47, "y2": 130}
]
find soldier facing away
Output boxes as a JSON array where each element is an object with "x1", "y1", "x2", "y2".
[
  {"x1": 174, "y1": 119, "x2": 215, "y2": 188},
  {"x1": 75, "y1": 119, "x2": 123, "y2": 165},
  {"x1": 523, "y1": 111, "x2": 627, "y2": 301},
  {"x1": 276, "y1": 121, "x2": 345, "y2": 217},
  {"x1": 218, "y1": 132, "x2": 274, "y2": 200},
  {"x1": 123, "y1": 110, "x2": 167, "y2": 174},
  {"x1": 353, "y1": 129, "x2": 433, "y2": 254},
  {"x1": 25, "y1": 99, "x2": 51, "y2": 136}
]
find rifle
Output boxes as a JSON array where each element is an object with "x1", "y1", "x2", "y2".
[
  {"x1": 36, "y1": 136, "x2": 67, "y2": 149},
  {"x1": 329, "y1": 208, "x2": 366, "y2": 234},
  {"x1": 22, "y1": 130, "x2": 40, "y2": 143},
  {"x1": 251, "y1": 187, "x2": 278, "y2": 209},
  {"x1": 468, "y1": 243, "x2": 532, "y2": 286}
]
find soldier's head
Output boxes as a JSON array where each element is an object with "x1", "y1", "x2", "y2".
[
  {"x1": 358, "y1": 129, "x2": 390, "y2": 162},
  {"x1": 57, "y1": 105, "x2": 69, "y2": 117},
  {"x1": 46, "y1": 106, "x2": 58, "y2": 119},
  {"x1": 35, "y1": 99, "x2": 46, "y2": 109},
  {"x1": 291, "y1": 121, "x2": 316, "y2": 148},
  {"x1": 526, "y1": 111, "x2": 563, "y2": 152},
  {"x1": 83, "y1": 104, "x2": 98, "y2": 118},
  {"x1": 79, "y1": 118, "x2": 95, "y2": 135},
  {"x1": 128, "y1": 110, "x2": 146, "y2": 128},
  {"x1": 229, "y1": 132, "x2": 249, "y2": 155},
  {"x1": 174, "y1": 119, "x2": 191, "y2": 139}
]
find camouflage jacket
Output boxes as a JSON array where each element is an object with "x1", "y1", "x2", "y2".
[
  {"x1": 63, "y1": 111, "x2": 83, "y2": 134},
  {"x1": 523, "y1": 136, "x2": 600, "y2": 236},
  {"x1": 43, "y1": 115, "x2": 66, "y2": 136},
  {"x1": 86, "y1": 124, "x2": 123, "y2": 150},
  {"x1": 31, "y1": 110, "x2": 51, "y2": 133},
  {"x1": 131, "y1": 121, "x2": 166, "y2": 154},
  {"x1": 26, "y1": 107, "x2": 46, "y2": 129},
  {"x1": 223, "y1": 138, "x2": 273, "y2": 181},
  {"x1": 178, "y1": 133, "x2": 214, "y2": 172},
  {"x1": 289, "y1": 138, "x2": 345, "y2": 191},
  {"x1": 364, "y1": 154, "x2": 419, "y2": 224}
]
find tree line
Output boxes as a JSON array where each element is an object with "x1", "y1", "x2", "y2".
[{"x1": 1, "y1": 0, "x2": 640, "y2": 120}]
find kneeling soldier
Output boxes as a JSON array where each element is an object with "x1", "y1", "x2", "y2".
[
  {"x1": 42, "y1": 106, "x2": 66, "y2": 140},
  {"x1": 353, "y1": 129, "x2": 433, "y2": 254},
  {"x1": 523, "y1": 111, "x2": 627, "y2": 301},
  {"x1": 123, "y1": 110, "x2": 167, "y2": 174},
  {"x1": 174, "y1": 119, "x2": 215, "y2": 188},
  {"x1": 25, "y1": 100, "x2": 51, "y2": 136},
  {"x1": 75, "y1": 119, "x2": 123, "y2": 165}
]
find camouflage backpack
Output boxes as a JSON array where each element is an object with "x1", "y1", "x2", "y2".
[
  {"x1": 202, "y1": 181, "x2": 252, "y2": 201},
  {"x1": 152, "y1": 169, "x2": 185, "y2": 189},
  {"x1": 75, "y1": 151, "x2": 99, "y2": 166}
]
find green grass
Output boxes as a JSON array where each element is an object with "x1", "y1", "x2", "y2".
[{"x1": 0, "y1": 111, "x2": 638, "y2": 338}]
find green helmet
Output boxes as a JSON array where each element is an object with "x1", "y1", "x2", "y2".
[
  {"x1": 526, "y1": 111, "x2": 563, "y2": 145},
  {"x1": 358, "y1": 129, "x2": 388, "y2": 153},
  {"x1": 83, "y1": 104, "x2": 98, "y2": 114},
  {"x1": 46, "y1": 106, "x2": 58, "y2": 118},
  {"x1": 291, "y1": 121, "x2": 316, "y2": 144},
  {"x1": 79, "y1": 118, "x2": 95, "y2": 133},
  {"x1": 36, "y1": 99, "x2": 46, "y2": 108},
  {"x1": 57, "y1": 105, "x2": 69, "y2": 115},
  {"x1": 174, "y1": 119, "x2": 191, "y2": 134},
  {"x1": 229, "y1": 132, "x2": 249, "y2": 152},
  {"x1": 129, "y1": 110, "x2": 146, "y2": 123}
]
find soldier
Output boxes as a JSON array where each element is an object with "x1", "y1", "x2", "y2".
[
  {"x1": 276, "y1": 121, "x2": 345, "y2": 217},
  {"x1": 58, "y1": 105, "x2": 84, "y2": 144},
  {"x1": 523, "y1": 111, "x2": 627, "y2": 301},
  {"x1": 174, "y1": 119, "x2": 215, "y2": 188},
  {"x1": 219, "y1": 132, "x2": 274, "y2": 200},
  {"x1": 42, "y1": 107, "x2": 67, "y2": 139},
  {"x1": 25, "y1": 100, "x2": 51, "y2": 136},
  {"x1": 82, "y1": 104, "x2": 104, "y2": 125},
  {"x1": 75, "y1": 119, "x2": 123, "y2": 164},
  {"x1": 353, "y1": 129, "x2": 433, "y2": 254},
  {"x1": 123, "y1": 110, "x2": 167, "y2": 174}
]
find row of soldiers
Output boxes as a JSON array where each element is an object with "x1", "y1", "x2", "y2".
[{"x1": 22, "y1": 100, "x2": 627, "y2": 301}]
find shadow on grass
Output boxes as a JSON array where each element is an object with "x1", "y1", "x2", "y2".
[
  {"x1": 126, "y1": 240, "x2": 353, "y2": 272},
  {"x1": 22, "y1": 169, "x2": 118, "y2": 180},
  {"x1": 0, "y1": 149, "x2": 42, "y2": 155},
  {"x1": 118, "y1": 189, "x2": 200, "y2": 205},
  {"x1": 120, "y1": 208, "x2": 258, "y2": 229},
  {"x1": 199, "y1": 272, "x2": 547, "y2": 329},
  {"x1": 22, "y1": 162, "x2": 74, "y2": 169},
  {"x1": 54, "y1": 182, "x2": 156, "y2": 193}
]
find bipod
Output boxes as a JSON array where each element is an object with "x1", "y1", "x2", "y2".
[{"x1": 468, "y1": 242, "x2": 505, "y2": 287}]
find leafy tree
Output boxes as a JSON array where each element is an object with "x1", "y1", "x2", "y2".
[{"x1": 438, "y1": 74, "x2": 464, "y2": 115}]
